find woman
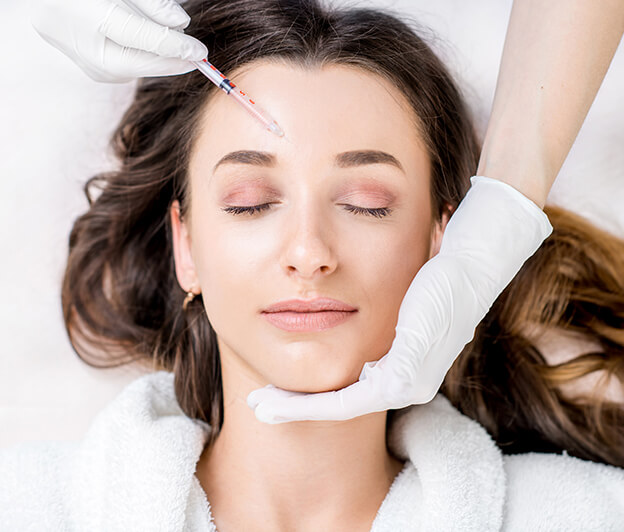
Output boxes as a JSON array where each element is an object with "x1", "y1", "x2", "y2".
[
  {"x1": 3, "y1": 0, "x2": 623, "y2": 530},
  {"x1": 33, "y1": 0, "x2": 624, "y2": 425}
]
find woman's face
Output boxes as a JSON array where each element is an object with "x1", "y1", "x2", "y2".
[{"x1": 172, "y1": 61, "x2": 444, "y2": 393}]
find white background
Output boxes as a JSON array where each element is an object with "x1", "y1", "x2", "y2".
[{"x1": 1, "y1": 0, "x2": 622, "y2": 447}]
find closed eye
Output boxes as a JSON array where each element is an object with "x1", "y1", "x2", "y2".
[
  {"x1": 222, "y1": 203, "x2": 272, "y2": 215},
  {"x1": 341, "y1": 205, "x2": 392, "y2": 218},
  {"x1": 222, "y1": 204, "x2": 392, "y2": 218}
]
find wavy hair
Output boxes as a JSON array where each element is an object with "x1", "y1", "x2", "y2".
[
  {"x1": 443, "y1": 206, "x2": 624, "y2": 467},
  {"x1": 61, "y1": 0, "x2": 623, "y2": 465},
  {"x1": 61, "y1": 0, "x2": 479, "y2": 439}
]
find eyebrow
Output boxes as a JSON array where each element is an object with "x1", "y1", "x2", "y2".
[{"x1": 212, "y1": 149, "x2": 404, "y2": 172}]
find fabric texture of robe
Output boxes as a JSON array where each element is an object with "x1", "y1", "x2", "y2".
[{"x1": 2, "y1": 370, "x2": 623, "y2": 531}]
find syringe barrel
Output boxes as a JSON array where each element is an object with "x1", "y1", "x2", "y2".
[{"x1": 192, "y1": 60, "x2": 230, "y2": 90}]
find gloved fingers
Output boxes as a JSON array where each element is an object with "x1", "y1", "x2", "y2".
[
  {"x1": 363, "y1": 340, "x2": 441, "y2": 405},
  {"x1": 99, "y1": 39, "x2": 198, "y2": 81},
  {"x1": 248, "y1": 379, "x2": 386, "y2": 424},
  {"x1": 123, "y1": 0, "x2": 191, "y2": 28},
  {"x1": 170, "y1": 22, "x2": 190, "y2": 32},
  {"x1": 100, "y1": 2, "x2": 207, "y2": 61},
  {"x1": 247, "y1": 384, "x2": 302, "y2": 409}
]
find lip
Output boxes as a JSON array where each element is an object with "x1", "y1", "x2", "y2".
[
  {"x1": 261, "y1": 298, "x2": 357, "y2": 332},
  {"x1": 262, "y1": 298, "x2": 357, "y2": 313}
]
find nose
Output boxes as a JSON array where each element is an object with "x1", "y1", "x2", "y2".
[{"x1": 280, "y1": 203, "x2": 338, "y2": 280}]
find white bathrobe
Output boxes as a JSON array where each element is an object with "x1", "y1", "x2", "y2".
[{"x1": 1, "y1": 371, "x2": 623, "y2": 531}]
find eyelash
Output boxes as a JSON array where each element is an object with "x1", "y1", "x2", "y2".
[
  {"x1": 222, "y1": 204, "x2": 392, "y2": 218},
  {"x1": 222, "y1": 204, "x2": 272, "y2": 215},
  {"x1": 341, "y1": 205, "x2": 392, "y2": 218}
]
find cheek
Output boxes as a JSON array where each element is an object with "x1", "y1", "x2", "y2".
[
  {"x1": 188, "y1": 216, "x2": 276, "y2": 318},
  {"x1": 348, "y1": 198, "x2": 434, "y2": 347},
  {"x1": 346, "y1": 200, "x2": 433, "y2": 294}
]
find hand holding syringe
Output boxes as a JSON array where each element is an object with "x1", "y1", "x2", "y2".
[
  {"x1": 30, "y1": 0, "x2": 284, "y2": 137},
  {"x1": 119, "y1": 0, "x2": 284, "y2": 137},
  {"x1": 192, "y1": 58, "x2": 284, "y2": 137}
]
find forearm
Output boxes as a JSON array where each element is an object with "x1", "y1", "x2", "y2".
[{"x1": 478, "y1": 0, "x2": 624, "y2": 207}]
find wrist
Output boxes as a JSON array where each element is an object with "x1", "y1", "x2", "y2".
[
  {"x1": 477, "y1": 135, "x2": 556, "y2": 209},
  {"x1": 476, "y1": 160, "x2": 551, "y2": 209}
]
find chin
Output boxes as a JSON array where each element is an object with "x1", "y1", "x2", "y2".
[
  {"x1": 268, "y1": 356, "x2": 365, "y2": 394},
  {"x1": 263, "y1": 335, "x2": 392, "y2": 393}
]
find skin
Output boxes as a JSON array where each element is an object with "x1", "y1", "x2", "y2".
[
  {"x1": 479, "y1": 0, "x2": 624, "y2": 207},
  {"x1": 170, "y1": 61, "x2": 447, "y2": 531}
]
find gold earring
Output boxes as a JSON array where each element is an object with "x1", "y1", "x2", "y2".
[{"x1": 183, "y1": 291, "x2": 196, "y2": 311}]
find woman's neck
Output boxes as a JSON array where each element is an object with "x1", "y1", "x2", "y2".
[{"x1": 195, "y1": 349, "x2": 404, "y2": 532}]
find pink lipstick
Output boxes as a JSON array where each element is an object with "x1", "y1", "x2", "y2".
[{"x1": 261, "y1": 298, "x2": 357, "y2": 332}]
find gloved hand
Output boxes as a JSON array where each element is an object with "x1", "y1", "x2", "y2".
[
  {"x1": 30, "y1": 0, "x2": 208, "y2": 83},
  {"x1": 247, "y1": 175, "x2": 553, "y2": 423}
]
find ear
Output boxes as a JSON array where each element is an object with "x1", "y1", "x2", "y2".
[
  {"x1": 170, "y1": 200, "x2": 200, "y2": 293},
  {"x1": 428, "y1": 204, "x2": 453, "y2": 259}
]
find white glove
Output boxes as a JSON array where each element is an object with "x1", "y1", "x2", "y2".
[
  {"x1": 247, "y1": 176, "x2": 553, "y2": 423},
  {"x1": 30, "y1": 0, "x2": 208, "y2": 83}
]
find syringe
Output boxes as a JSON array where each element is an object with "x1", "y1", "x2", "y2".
[
  {"x1": 119, "y1": 0, "x2": 284, "y2": 137},
  {"x1": 192, "y1": 58, "x2": 284, "y2": 137}
]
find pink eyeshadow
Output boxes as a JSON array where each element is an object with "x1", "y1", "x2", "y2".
[
  {"x1": 221, "y1": 183, "x2": 280, "y2": 205},
  {"x1": 334, "y1": 181, "x2": 397, "y2": 206}
]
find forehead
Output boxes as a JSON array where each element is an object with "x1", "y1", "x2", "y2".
[{"x1": 189, "y1": 60, "x2": 428, "y2": 178}]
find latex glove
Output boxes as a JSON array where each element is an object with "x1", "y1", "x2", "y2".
[
  {"x1": 248, "y1": 175, "x2": 553, "y2": 423},
  {"x1": 30, "y1": 0, "x2": 208, "y2": 83}
]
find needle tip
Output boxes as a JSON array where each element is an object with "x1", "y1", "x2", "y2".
[{"x1": 268, "y1": 122, "x2": 285, "y2": 137}]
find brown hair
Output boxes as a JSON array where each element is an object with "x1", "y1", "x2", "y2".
[
  {"x1": 61, "y1": 0, "x2": 479, "y2": 437},
  {"x1": 61, "y1": 0, "x2": 624, "y2": 465},
  {"x1": 442, "y1": 205, "x2": 624, "y2": 467}
]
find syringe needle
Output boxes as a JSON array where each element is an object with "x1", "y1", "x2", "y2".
[{"x1": 193, "y1": 59, "x2": 284, "y2": 138}]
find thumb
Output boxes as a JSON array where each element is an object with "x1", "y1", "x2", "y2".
[
  {"x1": 125, "y1": 0, "x2": 192, "y2": 28},
  {"x1": 100, "y1": 40, "x2": 198, "y2": 79},
  {"x1": 249, "y1": 378, "x2": 386, "y2": 424},
  {"x1": 101, "y1": 3, "x2": 207, "y2": 60}
]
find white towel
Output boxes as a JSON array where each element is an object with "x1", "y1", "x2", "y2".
[
  {"x1": 1, "y1": 371, "x2": 623, "y2": 531},
  {"x1": 379, "y1": 394, "x2": 506, "y2": 531},
  {"x1": 1, "y1": 371, "x2": 213, "y2": 531},
  {"x1": 383, "y1": 394, "x2": 624, "y2": 531},
  {"x1": 503, "y1": 453, "x2": 624, "y2": 531}
]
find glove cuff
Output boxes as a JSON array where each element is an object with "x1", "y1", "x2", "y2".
[
  {"x1": 439, "y1": 175, "x2": 553, "y2": 292},
  {"x1": 470, "y1": 175, "x2": 553, "y2": 238}
]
